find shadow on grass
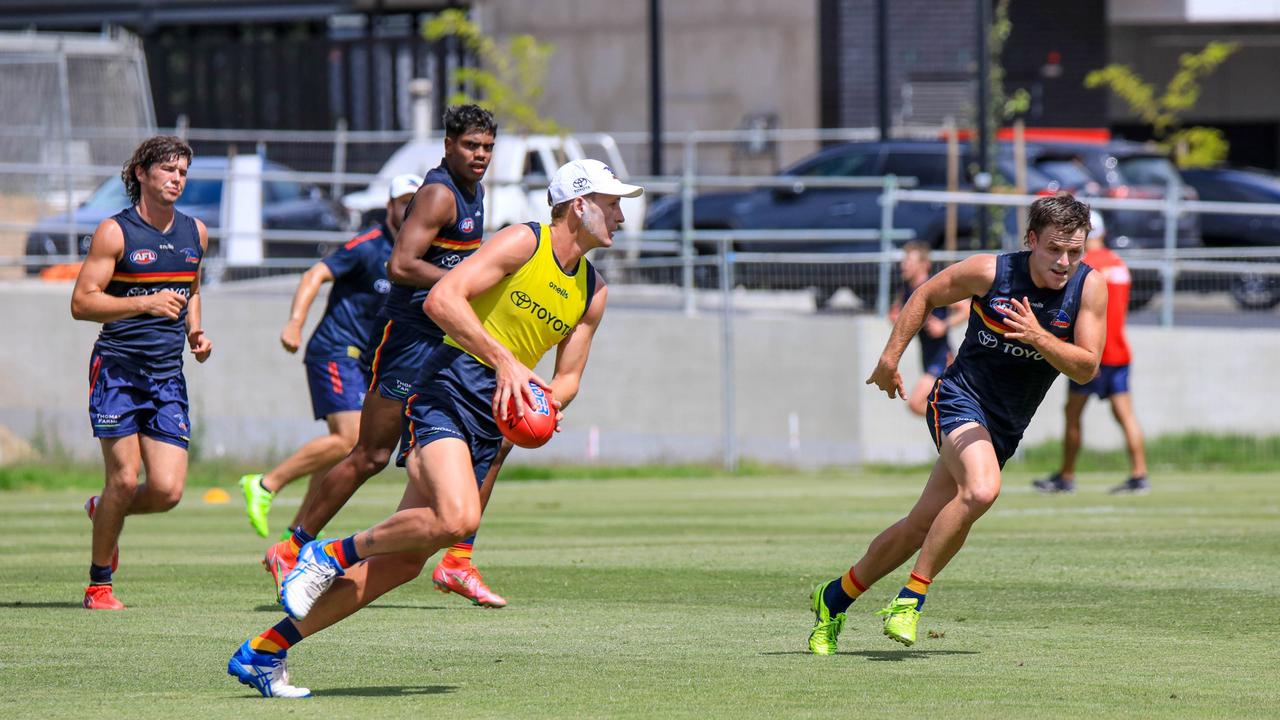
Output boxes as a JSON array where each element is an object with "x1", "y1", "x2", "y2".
[
  {"x1": 318, "y1": 685, "x2": 459, "y2": 697},
  {"x1": 0, "y1": 601, "x2": 84, "y2": 609},
  {"x1": 763, "y1": 650, "x2": 978, "y2": 661},
  {"x1": 252, "y1": 604, "x2": 452, "y2": 613}
]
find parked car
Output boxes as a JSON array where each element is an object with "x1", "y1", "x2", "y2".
[
  {"x1": 1026, "y1": 141, "x2": 1202, "y2": 310},
  {"x1": 1180, "y1": 167, "x2": 1280, "y2": 310},
  {"x1": 25, "y1": 156, "x2": 349, "y2": 274},
  {"x1": 341, "y1": 133, "x2": 645, "y2": 244},
  {"x1": 643, "y1": 140, "x2": 1056, "y2": 306}
]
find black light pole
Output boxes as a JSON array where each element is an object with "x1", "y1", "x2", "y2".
[
  {"x1": 649, "y1": 0, "x2": 663, "y2": 176},
  {"x1": 975, "y1": 0, "x2": 991, "y2": 246},
  {"x1": 877, "y1": 0, "x2": 890, "y2": 140}
]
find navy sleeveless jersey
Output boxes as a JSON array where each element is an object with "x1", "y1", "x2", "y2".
[
  {"x1": 93, "y1": 207, "x2": 203, "y2": 378},
  {"x1": 304, "y1": 222, "x2": 394, "y2": 363},
  {"x1": 379, "y1": 161, "x2": 485, "y2": 340},
  {"x1": 940, "y1": 251, "x2": 1092, "y2": 435},
  {"x1": 903, "y1": 282, "x2": 951, "y2": 360}
]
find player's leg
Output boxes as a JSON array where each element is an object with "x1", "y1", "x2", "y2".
[
  {"x1": 905, "y1": 373, "x2": 938, "y2": 417},
  {"x1": 243, "y1": 409, "x2": 360, "y2": 538},
  {"x1": 297, "y1": 394, "x2": 403, "y2": 534},
  {"x1": 1107, "y1": 390, "x2": 1150, "y2": 493},
  {"x1": 229, "y1": 476, "x2": 437, "y2": 699},
  {"x1": 131, "y1": 435, "x2": 189, "y2": 514},
  {"x1": 280, "y1": 436, "x2": 482, "y2": 623},
  {"x1": 260, "y1": 392, "x2": 401, "y2": 598},
  {"x1": 1035, "y1": 391, "x2": 1087, "y2": 493},
  {"x1": 84, "y1": 434, "x2": 141, "y2": 609},
  {"x1": 876, "y1": 422, "x2": 1000, "y2": 646},
  {"x1": 432, "y1": 439, "x2": 513, "y2": 607},
  {"x1": 242, "y1": 358, "x2": 366, "y2": 537},
  {"x1": 808, "y1": 457, "x2": 958, "y2": 653}
]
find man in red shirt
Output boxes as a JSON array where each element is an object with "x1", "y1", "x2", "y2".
[{"x1": 1034, "y1": 211, "x2": 1150, "y2": 494}]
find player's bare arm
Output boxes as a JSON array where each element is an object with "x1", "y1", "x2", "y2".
[
  {"x1": 386, "y1": 184, "x2": 455, "y2": 288},
  {"x1": 71, "y1": 218, "x2": 187, "y2": 323},
  {"x1": 423, "y1": 222, "x2": 548, "y2": 419},
  {"x1": 867, "y1": 254, "x2": 995, "y2": 399},
  {"x1": 186, "y1": 219, "x2": 213, "y2": 362},
  {"x1": 547, "y1": 272, "x2": 608, "y2": 417},
  {"x1": 281, "y1": 261, "x2": 335, "y2": 352},
  {"x1": 1003, "y1": 270, "x2": 1106, "y2": 384}
]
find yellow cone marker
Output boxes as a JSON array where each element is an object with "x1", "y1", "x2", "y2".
[{"x1": 202, "y1": 487, "x2": 231, "y2": 504}]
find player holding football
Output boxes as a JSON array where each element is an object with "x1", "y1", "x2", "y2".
[
  {"x1": 227, "y1": 159, "x2": 641, "y2": 699},
  {"x1": 236, "y1": 174, "x2": 417, "y2": 539},
  {"x1": 807, "y1": 193, "x2": 1107, "y2": 652},
  {"x1": 255, "y1": 105, "x2": 512, "y2": 609},
  {"x1": 72, "y1": 136, "x2": 212, "y2": 610}
]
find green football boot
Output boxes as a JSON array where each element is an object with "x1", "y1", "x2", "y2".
[
  {"x1": 239, "y1": 474, "x2": 275, "y2": 539},
  {"x1": 807, "y1": 580, "x2": 846, "y2": 656},
  {"x1": 876, "y1": 596, "x2": 922, "y2": 646}
]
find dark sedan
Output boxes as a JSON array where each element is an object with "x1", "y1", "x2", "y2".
[
  {"x1": 1181, "y1": 167, "x2": 1280, "y2": 310},
  {"x1": 25, "y1": 156, "x2": 349, "y2": 274}
]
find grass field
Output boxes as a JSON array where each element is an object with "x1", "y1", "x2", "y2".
[{"x1": 2, "y1": 469, "x2": 1278, "y2": 719}]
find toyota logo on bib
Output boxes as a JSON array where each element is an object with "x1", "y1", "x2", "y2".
[
  {"x1": 979, "y1": 330, "x2": 998, "y2": 348},
  {"x1": 130, "y1": 249, "x2": 157, "y2": 265},
  {"x1": 511, "y1": 291, "x2": 533, "y2": 308}
]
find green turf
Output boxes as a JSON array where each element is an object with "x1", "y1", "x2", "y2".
[{"x1": 2, "y1": 470, "x2": 1277, "y2": 718}]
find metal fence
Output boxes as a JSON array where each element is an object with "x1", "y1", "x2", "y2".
[{"x1": 5, "y1": 124, "x2": 1280, "y2": 329}]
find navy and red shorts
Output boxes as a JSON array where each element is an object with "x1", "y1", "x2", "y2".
[
  {"x1": 395, "y1": 346, "x2": 500, "y2": 490},
  {"x1": 924, "y1": 378, "x2": 1021, "y2": 468},
  {"x1": 87, "y1": 353, "x2": 191, "y2": 449},
  {"x1": 1068, "y1": 363, "x2": 1130, "y2": 400},
  {"x1": 366, "y1": 319, "x2": 440, "y2": 402},
  {"x1": 304, "y1": 357, "x2": 369, "y2": 420}
]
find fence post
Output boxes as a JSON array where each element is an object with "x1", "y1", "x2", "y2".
[
  {"x1": 876, "y1": 174, "x2": 898, "y2": 316},
  {"x1": 719, "y1": 237, "x2": 737, "y2": 472},
  {"x1": 1161, "y1": 177, "x2": 1179, "y2": 328},
  {"x1": 681, "y1": 136, "x2": 697, "y2": 316},
  {"x1": 331, "y1": 118, "x2": 349, "y2": 202}
]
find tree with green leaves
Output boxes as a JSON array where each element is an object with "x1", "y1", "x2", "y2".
[
  {"x1": 1085, "y1": 41, "x2": 1239, "y2": 168},
  {"x1": 423, "y1": 9, "x2": 567, "y2": 135}
]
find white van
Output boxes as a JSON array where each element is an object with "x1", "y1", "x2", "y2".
[{"x1": 342, "y1": 133, "x2": 645, "y2": 245}]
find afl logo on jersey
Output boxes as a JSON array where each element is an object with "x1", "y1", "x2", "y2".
[
  {"x1": 459, "y1": 217, "x2": 475, "y2": 233},
  {"x1": 374, "y1": 279, "x2": 391, "y2": 294},
  {"x1": 989, "y1": 297, "x2": 1016, "y2": 316},
  {"x1": 130, "y1": 249, "x2": 157, "y2": 265}
]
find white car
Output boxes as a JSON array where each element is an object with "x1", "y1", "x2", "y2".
[{"x1": 342, "y1": 133, "x2": 645, "y2": 249}]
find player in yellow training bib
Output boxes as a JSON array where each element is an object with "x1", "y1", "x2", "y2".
[{"x1": 228, "y1": 159, "x2": 641, "y2": 698}]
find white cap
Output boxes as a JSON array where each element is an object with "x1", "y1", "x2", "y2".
[
  {"x1": 1088, "y1": 209, "x2": 1105, "y2": 240},
  {"x1": 547, "y1": 159, "x2": 643, "y2": 206},
  {"x1": 388, "y1": 174, "x2": 421, "y2": 201}
]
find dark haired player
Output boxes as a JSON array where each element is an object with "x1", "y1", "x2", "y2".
[
  {"x1": 238, "y1": 175, "x2": 418, "y2": 539},
  {"x1": 71, "y1": 135, "x2": 212, "y2": 610},
  {"x1": 259, "y1": 105, "x2": 510, "y2": 608},
  {"x1": 807, "y1": 193, "x2": 1108, "y2": 652}
]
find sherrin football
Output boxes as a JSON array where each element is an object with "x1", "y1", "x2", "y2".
[{"x1": 496, "y1": 382, "x2": 556, "y2": 448}]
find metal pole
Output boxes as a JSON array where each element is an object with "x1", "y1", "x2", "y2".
[
  {"x1": 649, "y1": 0, "x2": 664, "y2": 176},
  {"x1": 876, "y1": 174, "x2": 897, "y2": 315},
  {"x1": 719, "y1": 238, "x2": 737, "y2": 472},
  {"x1": 331, "y1": 118, "x2": 348, "y2": 201},
  {"x1": 1161, "y1": 177, "x2": 1179, "y2": 328},
  {"x1": 975, "y1": 0, "x2": 991, "y2": 246},
  {"x1": 877, "y1": 0, "x2": 890, "y2": 140},
  {"x1": 56, "y1": 43, "x2": 76, "y2": 259},
  {"x1": 681, "y1": 136, "x2": 697, "y2": 316}
]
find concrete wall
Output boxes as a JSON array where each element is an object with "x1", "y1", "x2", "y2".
[{"x1": 3, "y1": 281, "x2": 1278, "y2": 466}]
